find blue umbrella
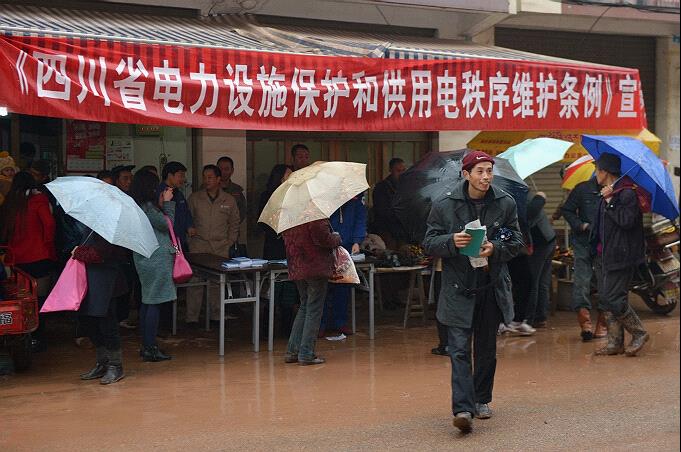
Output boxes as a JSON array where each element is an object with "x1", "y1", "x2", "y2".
[{"x1": 581, "y1": 135, "x2": 679, "y2": 220}]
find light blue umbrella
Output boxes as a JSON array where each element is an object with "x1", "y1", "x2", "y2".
[
  {"x1": 45, "y1": 177, "x2": 159, "y2": 258},
  {"x1": 497, "y1": 138, "x2": 573, "y2": 180}
]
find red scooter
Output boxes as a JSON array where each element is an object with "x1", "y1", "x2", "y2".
[{"x1": 0, "y1": 250, "x2": 39, "y2": 372}]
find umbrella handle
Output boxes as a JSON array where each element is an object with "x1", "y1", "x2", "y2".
[{"x1": 529, "y1": 176, "x2": 538, "y2": 192}]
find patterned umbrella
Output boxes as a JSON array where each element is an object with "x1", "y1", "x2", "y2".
[{"x1": 258, "y1": 161, "x2": 369, "y2": 234}]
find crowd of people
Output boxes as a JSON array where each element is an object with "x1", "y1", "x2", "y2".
[{"x1": 0, "y1": 146, "x2": 653, "y2": 432}]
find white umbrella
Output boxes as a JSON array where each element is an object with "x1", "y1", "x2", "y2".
[
  {"x1": 258, "y1": 161, "x2": 369, "y2": 234},
  {"x1": 45, "y1": 177, "x2": 159, "y2": 258}
]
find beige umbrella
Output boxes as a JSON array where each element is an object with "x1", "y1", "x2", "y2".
[{"x1": 258, "y1": 161, "x2": 369, "y2": 234}]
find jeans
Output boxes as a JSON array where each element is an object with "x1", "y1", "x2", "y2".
[
  {"x1": 571, "y1": 239, "x2": 595, "y2": 311},
  {"x1": 139, "y1": 303, "x2": 162, "y2": 347},
  {"x1": 287, "y1": 278, "x2": 328, "y2": 361},
  {"x1": 525, "y1": 239, "x2": 555, "y2": 324},
  {"x1": 447, "y1": 287, "x2": 502, "y2": 416},
  {"x1": 81, "y1": 298, "x2": 122, "y2": 364},
  {"x1": 321, "y1": 284, "x2": 350, "y2": 330},
  {"x1": 594, "y1": 256, "x2": 634, "y2": 316}
]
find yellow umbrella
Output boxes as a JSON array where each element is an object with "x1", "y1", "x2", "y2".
[
  {"x1": 561, "y1": 155, "x2": 596, "y2": 190},
  {"x1": 468, "y1": 129, "x2": 660, "y2": 162},
  {"x1": 258, "y1": 161, "x2": 369, "y2": 234}
]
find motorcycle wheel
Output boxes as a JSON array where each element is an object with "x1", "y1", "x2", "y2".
[
  {"x1": 639, "y1": 288, "x2": 678, "y2": 315},
  {"x1": 10, "y1": 334, "x2": 32, "y2": 372}
]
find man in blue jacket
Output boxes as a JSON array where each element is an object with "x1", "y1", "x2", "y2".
[
  {"x1": 158, "y1": 162, "x2": 194, "y2": 251},
  {"x1": 321, "y1": 194, "x2": 367, "y2": 337}
]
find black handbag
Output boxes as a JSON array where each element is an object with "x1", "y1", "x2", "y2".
[{"x1": 229, "y1": 242, "x2": 249, "y2": 258}]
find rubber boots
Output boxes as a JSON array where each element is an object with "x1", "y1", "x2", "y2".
[
  {"x1": 618, "y1": 305, "x2": 650, "y2": 357},
  {"x1": 101, "y1": 349, "x2": 125, "y2": 385},
  {"x1": 593, "y1": 312, "x2": 624, "y2": 356},
  {"x1": 593, "y1": 311, "x2": 608, "y2": 339},
  {"x1": 80, "y1": 347, "x2": 109, "y2": 380},
  {"x1": 577, "y1": 308, "x2": 594, "y2": 342}
]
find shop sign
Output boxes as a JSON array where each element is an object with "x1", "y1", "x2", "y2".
[{"x1": 0, "y1": 35, "x2": 647, "y2": 132}]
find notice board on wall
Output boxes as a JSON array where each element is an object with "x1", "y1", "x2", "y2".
[
  {"x1": 106, "y1": 137, "x2": 135, "y2": 169},
  {"x1": 65, "y1": 120, "x2": 105, "y2": 173}
]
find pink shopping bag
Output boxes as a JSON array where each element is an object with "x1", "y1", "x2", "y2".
[
  {"x1": 165, "y1": 216, "x2": 193, "y2": 284},
  {"x1": 40, "y1": 258, "x2": 88, "y2": 313}
]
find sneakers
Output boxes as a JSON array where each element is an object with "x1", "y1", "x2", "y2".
[
  {"x1": 497, "y1": 323, "x2": 513, "y2": 335},
  {"x1": 338, "y1": 326, "x2": 354, "y2": 336},
  {"x1": 452, "y1": 412, "x2": 473, "y2": 433},
  {"x1": 119, "y1": 319, "x2": 137, "y2": 330},
  {"x1": 475, "y1": 403, "x2": 492, "y2": 419},
  {"x1": 509, "y1": 321, "x2": 536, "y2": 336},
  {"x1": 298, "y1": 356, "x2": 326, "y2": 366}
]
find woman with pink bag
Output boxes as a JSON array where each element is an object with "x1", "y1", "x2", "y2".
[{"x1": 130, "y1": 170, "x2": 176, "y2": 362}]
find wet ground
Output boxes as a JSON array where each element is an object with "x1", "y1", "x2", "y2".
[{"x1": 1, "y1": 296, "x2": 679, "y2": 451}]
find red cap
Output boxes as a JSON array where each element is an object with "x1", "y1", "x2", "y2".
[{"x1": 462, "y1": 151, "x2": 495, "y2": 173}]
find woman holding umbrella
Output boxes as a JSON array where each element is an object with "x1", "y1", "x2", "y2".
[{"x1": 130, "y1": 170, "x2": 176, "y2": 362}]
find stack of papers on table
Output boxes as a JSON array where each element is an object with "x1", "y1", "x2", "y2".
[{"x1": 221, "y1": 258, "x2": 268, "y2": 269}]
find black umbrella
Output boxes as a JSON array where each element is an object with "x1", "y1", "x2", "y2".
[{"x1": 392, "y1": 149, "x2": 529, "y2": 244}]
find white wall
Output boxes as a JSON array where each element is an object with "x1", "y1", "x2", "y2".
[
  {"x1": 656, "y1": 36, "x2": 681, "y2": 202},
  {"x1": 436, "y1": 131, "x2": 481, "y2": 152}
]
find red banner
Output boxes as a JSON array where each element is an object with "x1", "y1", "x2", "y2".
[{"x1": 0, "y1": 35, "x2": 647, "y2": 132}]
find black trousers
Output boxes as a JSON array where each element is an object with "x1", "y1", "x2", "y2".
[
  {"x1": 81, "y1": 299, "x2": 121, "y2": 363},
  {"x1": 594, "y1": 256, "x2": 634, "y2": 317},
  {"x1": 447, "y1": 287, "x2": 502, "y2": 416}
]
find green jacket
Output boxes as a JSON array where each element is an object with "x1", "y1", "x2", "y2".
[
  {"x1": 133, "y1": 201, "x2": 177, "y2": 305},
  {"x1": 423, "y1": 181, "x2": 523, "y2": 328}
]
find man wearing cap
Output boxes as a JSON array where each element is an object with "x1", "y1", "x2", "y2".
[
  {"x1": 590, "y1": 153, "x2": 649, "y2": 357},
  {"x1": 423, "y1": 150, "x2": 523, "y2": 434}
]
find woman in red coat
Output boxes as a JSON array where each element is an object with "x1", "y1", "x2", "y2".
[
  {"x1": 0, "y1": 171, "x2": 57, "y2": 350},
  {"x1": 282, "y1": 219, "x2": 341, "y2": 365},
  {"x1": 0, "y1": 171, "x2": 56, "y2": 274}
]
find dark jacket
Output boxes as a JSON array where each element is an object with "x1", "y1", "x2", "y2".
[
  {"x1": 527, "y1": 195, "x2": 556, "y2": 247},
  {"x1": 330, "y1": 194, "x2": 367, "y2": 249},
  {"x1": 590, "y1": 183, "x2": 645, "y2": 272},
  {"x1": 259, "y1": 190, "x2": 286, "y2": 260},
  {"x1": 372, "y1": 176, "x2": 403, "y2": 241},
  {"x1": 283, "y1": 219, "x2": 341, "y2": 281},
  {"x1": 158, "y1": 182, "x2": 193, "y2": 250},
  {"x1": 74, "y1": 232, "x2": 129, "y2": 317},
  {"x1": 561, "y1": 179, "x2": 601, "y2": 244},
  {"x1": 423, "y1": 181, "x2": 523, "y2": 328}
]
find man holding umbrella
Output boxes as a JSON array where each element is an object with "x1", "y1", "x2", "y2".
[
  {"x1": 590, "y1": 153, "x2": 649, "y2": 356},
  {"x1": 423, "y1": 151, "x2": 523, "y2": 433}
]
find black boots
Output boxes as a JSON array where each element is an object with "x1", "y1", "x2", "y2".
[
  {"x1": 618, "y1": 305, "x2": 650, "y2": 356},
  {"x1": 80, "y1": 347, "x2": 109, "y2": 380},
  {"x1": 142, "y1": 345, "x2": 172, "y2": 362},
  {"x1": 100, "y1": 350, "x2": 125, "y2": 385},
  {"x1": 593, "y1": 312, "x2": 624, "y2": 356}
]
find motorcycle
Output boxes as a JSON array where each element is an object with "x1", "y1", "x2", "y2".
[{"x1": 630, "y1": 219, "x2": 680, "y2": 315}]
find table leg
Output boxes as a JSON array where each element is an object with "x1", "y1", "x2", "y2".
[
  {"x1": 351, "y1": 286, "x2": 356, "y2": 335},
  {"x1": 172, "y1": 299, "x2": 177, "y2": 336},
  {"x1": 205, "y1": 280, "x2": 211, "y2": 332},
  {"x1": 404, "y1": 271, "x2": 416, "y2": 328},
  {"x1": 219, "y1": 274, "x2": 226, "y2": 356},
  {"x1": 369, "y1": 266, "x2": 375, "y2": 340},
  {"x1": 254, "y1": 271, "x2": 260, "y2": 353},
  {"x1": 268, "y1": 271, "x2": 275, "y2": 352}
]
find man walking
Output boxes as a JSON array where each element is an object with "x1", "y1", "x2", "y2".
[
  {"x1": 186, "y1": 165, "x2": 241, "y2": 325},
  {"x1": 591, "y1": 153, "x2": 649, "y2": 357},
  {"x1": 423, "y1": 151, "x2": 523, "y2": 433},
  {"x1": 562, "y1": 177, "x2": 604, "y2": 341}
]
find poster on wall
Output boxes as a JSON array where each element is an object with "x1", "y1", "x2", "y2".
[
  {"x1": 65, "y1": 120, "x2": 106, "y2": 173},
  {"x1": 106, "y1": 137, "x2": 135, "y2": 169}
]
